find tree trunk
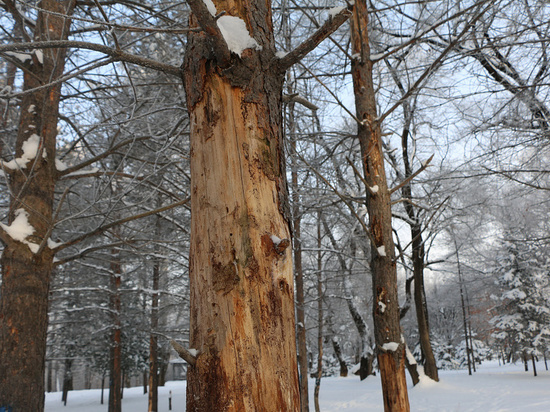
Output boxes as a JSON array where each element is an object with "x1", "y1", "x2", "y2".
[
  {"x1": 183, "y1": 2, "x2": 300, "y2": 410},
  {"x1": 148, "y1": 241, "x2": 160, "y2": 412},
  {"x1": 0, "y1": 2, "x2": 76, "y2": 411},
  {"x1": 351, "y1": 2, "x2": 410, "y2": 410},
  {"x1": 314, "y1": 212, "x2": 323, "y2": 412},
  {"x1": 531, "y1": 354, "x2": 537, "y2": 377},
  {"x1": 289, "y1": 98, "x2": 309, "y2": 412},
  {"x1": 331, "y1": 336, "x2": 348, "y2": 377},
  {"x1": 108, "y1": 248, "x2": 122, "y2": 412}
]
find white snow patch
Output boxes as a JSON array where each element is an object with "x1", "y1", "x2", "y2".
[
  {"x1": 55, "y1": 158, "x2": 68, "y2": 171},
  {"x1": 188, "y1": 348, "x2": 199, "y2": 357},
  {"x1": 377, "y1": 245, "x2": 386, "y2": 257},
  {"x1": 47, "y1": 238, "x2": 63, "y2": 249},
  {"x1": 217, "y1": 15, "x2": 261, "y2": 56},
  {"x1": 34, "y1": 49, "x2": 44, "y2": 64},
  {"x1": 351, "y1": 52, "x2": 361, "y2": 60},
  {"x1": 275, "y1": 50, "x2": 288, "y2": 58},
  {"x1": 405, "y1": 343, "x2": 417, "y2": 365},
  {"x1": 203, "y1": 0, "x2": 217, "y2": 16},
  {"x1": 370, "y1": 185, "x2": 379, "y2": 194},
  {"x1": 28, "y1": 104, "x2": 36, "y2": 113},
  {"x1": 4, "y1": 51, "x2": 32, "y2": 63},
  {"x1": 378, "y1": 301, "x2": 386, "y2": 313},
  {"x1": 0, "y1": 209, "x2": 35, "y2": 243},
  {"x1": 369, "y1": 53, "x2": 385, "y2": 60},
  {"x1": 270, "y1": 234, "x2": 282, "y2": 246},
  {"x1": 382, "y1": 342, "x2": 399, "y2": 352},
  {"x1": 64, "y1": 167, "x2": 99, "y2": 177},
  {"x1": 1, "y1": 134, "x2": 41, "y2": 169},
  {"x1": 328, "y1": 6, "x2": 345, "y2": 18}
]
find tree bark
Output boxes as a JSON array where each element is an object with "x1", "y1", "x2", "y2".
[
  {"x1": 148, "y1": 218, "x2": 161, "y2": 412},
  {"x1": 183, "y1": 2, "x2": 300, "y2": 410},
  {"x1": 314, "y1": 212, "x2": 323, "y2": 412},
  {"x1": 0, "y1": 2, "x2": 76, "y2": 411},
  {"x1": 108, "y1": 247, "x2": 122, "y2": 412},
  {"x1": 351, "y1": 2, "x2": 410, "y2": 410}
]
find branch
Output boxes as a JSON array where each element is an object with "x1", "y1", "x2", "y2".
[
  {"x1": 378, "y1": 0, "x2": 494, "y2": 124},
  {"x1": 0, "y1": 40, "x2": 181, "y2": 76},
  {"x1": 185, "y1": 0, "x2": 231, "y2": 66},
  {"x1": 53, "y1": 197, "x2": 190, "y2": 252},
  {"x1": 277, "y1": 6, "x2": 352, "y2": 72},
  {"x1": 283, "y1": 93, "x2": 319, "y2": 111},
  {"x1": 389, "y1": 154, "x2": 433, "y2": 195},
  {"x1": 170, "y1": 340, "x2": 197, "y2": 366}
]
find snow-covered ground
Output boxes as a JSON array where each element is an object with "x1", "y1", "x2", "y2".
[{"x1": 45, "y1": 360, "x2": 550, "y2": 411}]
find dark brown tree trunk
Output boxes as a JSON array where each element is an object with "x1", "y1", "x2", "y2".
[
  {"x1": 313, "y1": 213, "x2": 323, "y2": 412},
  {"x1": 289, "y1": 97, "x2": 309, "y2": 412},
  {"x1": 531, "y1": 354, "x2": 537, "y2": 377},
  {"x1": 61, "y1": 358, "x2": 73, "y2": 406},
  {"x1": 148, "y1": 243, "x2": 160, "y2": 412},
  {"x1": 351, "y1": 2, "x2": 410, "y2": 410},
  {"x1": 0, "y1": 2, "x2": 76, "y2": 411},
  {"x1": 108, "y1": 249, "x2": 122, "y2": 412}
]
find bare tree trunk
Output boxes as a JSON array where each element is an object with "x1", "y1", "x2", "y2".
[
  {"x1": 0, "y1": 2, "x2": 76, "y2": 411},
  {"x1": 289, "y1": 97, "x2": 309, "y2": 412},
  {"x1": 108, "y1": 247, "x2": 122, "y2": 412},
  {"x1": 454, "y1": 238, "x2": 472, "y2": 376},
  {"x1": 351, "y1": 2, "x2": 410, "y2": 410},
  {"x1": 314, "y1": 213, "x2": 323, "y2": 412},
  {"x1": 531, "y1": 354, "x2": 537, "y2": 377},
  {"x1": 331, "y1": 336, "x2": 348, "y2": 377},
  {"x1": 148, "y1": 232, "x2": 160, "y2": 412},
  {"x1": 183, "y1": 2, "x2": 298, "y2": 410}
]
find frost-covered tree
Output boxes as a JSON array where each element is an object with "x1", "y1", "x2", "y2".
[{"x1": 490, "y1": 237, "x2": 550, "y2": 364}]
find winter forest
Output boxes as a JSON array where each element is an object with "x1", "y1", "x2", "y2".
[{"x1": 1, "y1": 0, "x2": 550, "y2": 411}]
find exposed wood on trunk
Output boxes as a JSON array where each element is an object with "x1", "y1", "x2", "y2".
[
  {"x1": 351, "y1": 1, "x2": 410, "y2": 410},
  {"x1": 0, "y1": 2, "x2": 76, "y2": 411}
]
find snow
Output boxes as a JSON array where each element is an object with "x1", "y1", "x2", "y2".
[
  {"x1": 55, "y1": 158, "x2": 68, "y2": 171},
  {"x1": 275, "y1": 50, "x2": 288, "y2": 58},
  {"x1": 1, "y1": 134, "x2": 41, "y2": 169},
  {"x1": 378, "y1": 301, "x2": 386, "y2": 313},
  {"x1": 0, "y1": 209, "x2": 35, "y2": 243},
  {"x1": 381, "y1": 342, "x2": 399, "y2": 352},
  {"x1": 370, "y1": 184, "x2": 379, "y2": 194},
  {"x1": 376, "y1": 245, "x2": 386, "y2": 257},
  {"x1": 328, "y1": 6, "x2": 345, "y2": 18},
  {"x1": 188, "y1": 348, "x2": 199, "y2": 357},
  {"x1": 4, "y1": 51, "x2": 32, "y2": 63},
  {"x1": 28, "y1": 104, "x2": 36, "y2": 113},
  {"x1": 203, "y1": 0, "x2": 217, "y2": 16},
  {"x1": 270, "y1": 234, "x2": 282, "y2": 246},
  {"x1": 45, "y1": 361, "x2": 550, "y2": 411},
  {"x1": 217, "y1": 15, "x2": 261, "y2": 56},
  {"x1": 34, "y1": 49, "x2": 44, "y2": 64}
]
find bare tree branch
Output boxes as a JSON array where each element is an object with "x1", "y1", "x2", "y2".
[{"x1": 277, "y1": 6, "x2": 352, "y2": 72}]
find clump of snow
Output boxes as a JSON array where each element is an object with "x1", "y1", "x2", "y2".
[
  {"x1": 28, "y1": 104, "x2": 36, "y2": 113},
  {"x1": 2, "y1": 134, "x2": 41, "y2": 170},
  {"x1": 370, "y1": 185, "x2": 379, "y2": 194},
  {"x1": 382, "y1": 342, "x2": 399, "y2": 352},
  {"x1": 378, "y1": 301, "x2": 386, "y2": 313},
  {"x1": 4, "y1": 51, "x2": 32, "y2": 64},
  {"x1": 47, "y1": 238, "x2": 63, "y2": 249},
  {"x1": 217, "y1": 15, "x2": 261, "y2": 56},
  {"x1": 203, "y1": 0, "x2": 217, "y2": 16},
  {"x1": 55, "y1": 158, "x2": 68, "y2": 171},
  {"x1": 188, "y1": 348, "x2": 199, "y2": 357},
  {"x1": 328, "y1": 6, "x2": 345, "y2": 18},
  {"x1": 270, "y1": 234, "x2": 282, "y2": 246},
  {"x1": 377, "y1": 245, "x2": 386, "y2": 257},
  {"x1": 275, "y1": 50, "x2": 288, "y2": 58},
  {"x1": 0, "y1": 209, "x2": 35, "y2": 243},
  {"x1": 34, "y1": 49, "x2": 44, "y2": 64}
]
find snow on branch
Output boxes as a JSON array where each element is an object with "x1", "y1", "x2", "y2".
[
  {"x1": 171, "y1": 339, "x2": 197, "y2": 366},
  {"x1": 277, "y1": 5, "x2": 352, "y2": 72}
]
